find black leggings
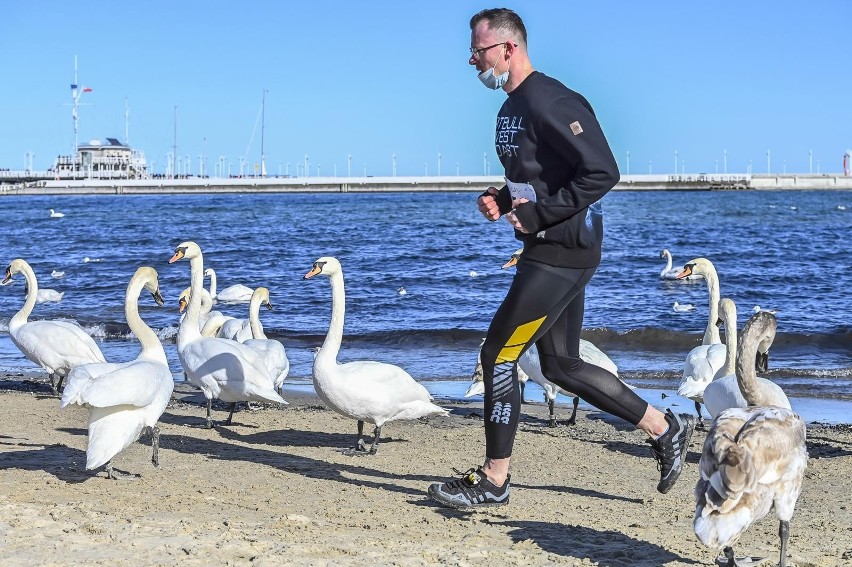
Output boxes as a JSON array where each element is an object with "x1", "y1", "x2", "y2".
[{"x1": 481, "y1": 257, "x2": 648, "y2": 459}]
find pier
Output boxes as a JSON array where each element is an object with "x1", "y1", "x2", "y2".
[{"x1": 1, "y1": 173, "x2": 851, "y2": 196}]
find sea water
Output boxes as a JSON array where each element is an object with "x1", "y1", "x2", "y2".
[{"x1": 1, "y1": 190, "x2": 850, "y2": 422}]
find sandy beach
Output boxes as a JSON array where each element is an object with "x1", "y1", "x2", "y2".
[{"x1": 1, "y1": 377, "x2": 850, "y2": 567}]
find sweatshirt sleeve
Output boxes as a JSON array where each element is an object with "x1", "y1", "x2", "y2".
[{"x1": 512, "y1": 96, "x2": 620, "y2": 233}]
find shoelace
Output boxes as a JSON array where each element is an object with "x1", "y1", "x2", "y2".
[
  {"x1": 647, "y1": 439, "x2": 675, "y2": 472},
  {"x1": 445, "y1": 467, "x2": 480, "y2": 488}
]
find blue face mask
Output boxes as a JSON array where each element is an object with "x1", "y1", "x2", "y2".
[{"x1": 478, "y1": 63, "x2": 509, "y2": 90}]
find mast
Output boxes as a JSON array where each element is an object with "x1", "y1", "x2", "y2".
[
  {"x1": 260, "y1": 89, "x2": 266, "y2": 177},
  {"x1": 172, "y1": 106, "x2": 178, "y2": 178},
  {"x1": 71, "y1": 56, "x2": 79, "y2": 153},
  {"x1": 125, "y1": 98, "x2": 129, "y2": 144}
]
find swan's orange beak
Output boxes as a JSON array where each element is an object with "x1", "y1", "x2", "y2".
[
  {"x1": 675, "y1": 265, "x2": 693, "y2": 279},
  {"x1": 168, "y1": 248, "x2": 186, "y2": 264},
  {"x1": 178, "y1": 297, "x2": 188, "y2": 313},
  {"x1": 304, "y1": 265, "x2": 322, "y2": 279},
  {"x1": 501, "y1": 254, "x2": 520, "y2": 270}
]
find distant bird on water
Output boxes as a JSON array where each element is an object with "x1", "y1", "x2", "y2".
[
  {"x1": 673, "y1": 301, "x2": 696, "y2": 312},
  {"x1": 49, "y1": 209, "x2": 65, "y2": 218}
]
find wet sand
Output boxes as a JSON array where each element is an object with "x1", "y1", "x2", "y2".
[{"x1": 1, "y1": 378, "x2": 850, "y2": 566}]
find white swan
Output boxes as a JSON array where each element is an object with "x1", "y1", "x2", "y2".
[
  {"x1": 170, "y1": 241, "x2": 285, "y2": 428},
  {"x1": 241, "y1": 287, "x2": 290, "y2": 396},
  {"x1": 304, "y1": 256, "x2": 447, "y2": 454},
  {"x1": 678, "y1": 297, "x2": 736, "y2": 427},
  {"x1": 703, "y1": 311, "x2": 791, "y2": 419},
  {"x1": 676, "y1": 257, "x2": 726, "y2": 426},
  {"x1": 694, "y1": 313, "x2": 806, "y2": 567},
  {"x1": 60, "y1": 267, "x2": 174, "y2": 479},
  {"x1": 466, "y1": 340, "x2": 623, "y2": 427},
  {"x1": 178, "y1": 286, "x2": 230, "y2": 336},
  {"x1": 49, "y1": 208, "x2": 65, "y2": 218},
  {"x1": 204, "y1": 267, "x2": 254, "y2": 303},
  {"x1": 36, "y1": 288, "x2": 65, "y2": 303},
  {"x1": 2, "y1": 258, "x2": 106, "y2": 394},
  {"x1": 660, "y1": 249, "x2": 700, "y2": 280}
]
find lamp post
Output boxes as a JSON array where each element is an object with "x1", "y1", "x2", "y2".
[
  {"x1": 648, "y1": 160, "x2": 652, "y2": 174},
  {"x1": 626, "y1": 150, "x2": 630, "y2": 175},
  {"x1": 723, "y1": 149, "x2": 727, "y2": 174},
  {"x1": 483, "y1": 152, "x2": 487, "y2": 175},
  {"x1": 809, "y1": 150, "x2": 813, "y2": 174},
  {"x1": 304, "y1": 154, "x2": 309, "y2": 177},
  {"x1": 392, "y1": 153, "x2": 396, "y2": 176},
  {"x1": 347, "y1": 154, "x2": 351, "y2": 177},
  {"x1": 456, "y1": 162, "x2": 460, "y2": 176},
  {"x1": 766, "y1": 150, "x2": 771, "y2": 174},
  {"x1": 674, "y1": 150, "x2": 678, "y2": 174},
  {"x1": 438, "y1": 152, "x2": 442, "y2": 176}
]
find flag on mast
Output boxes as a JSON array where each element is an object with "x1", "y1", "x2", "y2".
[{"x1": 83, "y1": 86, "x2": 93, "y2": 92}]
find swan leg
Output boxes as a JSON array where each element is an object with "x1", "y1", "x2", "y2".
[
  {"x1": 565, "y1": 397, "x2": 579, "y2": 426},
  {"x1": 367, "y1": 425, "x2": 382, "y2": 454},
  {"x1": 55, "y1": 374, "x2": 65, "y2": 393},
  {"x1": 694, "y1": 400, "x2": 705, "y2": 430},
  {"x1": 778, "y1": 520, "x2": 789, "y2": 567},
  {"x1": 205, "y1": 398, "x2": 213, "y2": 429},
  {"x1": 341, "y1": 421, "x2": 372, "y2": 456},
  {"x1": 548, "y1": 399, "x2": 557, "y2": 428},
  {"x1": 714, "y1": 546, "x2": 768, "y2": 567},
  {"x1": 149, "y1": 426, "x2": 161, "y2": 467},
  {"x1": 224, "y1": 402, "x2": 238, "y2": 425},
  {"x1": 48, "y1": 373, "x2": 59, "y2": 396}
]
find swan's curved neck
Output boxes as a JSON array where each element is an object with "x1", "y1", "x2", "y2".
[
  {"x1": 10, "y1": 263, "x2": 38, "y2": 330},
  {"x1": 318, "y1": 271, "x2": 345, "y2": 363},
  {"x1": 736, "y1": 331, "x2": 767, "y2": 406},
  {"x1": 720, "y1": 314, "x2": 738, "y2": 378},
  {"x1": 179, "y1": 254, "x2": 204, "y2": 345},
  {"x1": 662, "y1": 252, "x2": 673, "y2": 273},
  {"x1": 207, "y1": 269, "x2": 217, "y2": 298},
  {"x1": 126, "y1": 277, "x2": 167, "y2": 365},
  {"x1": 199, "y1": 288, "x2": 213, "y2": 316},
  {"x1": 702, "y1": 270, "x2": 721, "y2": 345},
  {"x1": 249, "y1": 294, "x2": 266, "y2": 339}
]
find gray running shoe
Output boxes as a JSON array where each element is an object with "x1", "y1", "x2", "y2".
[
  {"x1": 648, "y1": 409, "x2": 695, "y2": 494},
  {"x1": 428, "y1": 467, "x2": 510, "y2": 509}
]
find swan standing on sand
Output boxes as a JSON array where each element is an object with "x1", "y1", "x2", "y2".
[
  {"x1": 60, "y1": 267, "x2": 174, "y2": 479},
  {"x1": 694, "y1": 311, "x2": 806, "y2": 567},
  {"x1": 1, "y1": 258, "x2": 106, "y2": 394},
  {"x1": 304, "y1": 256, "x2": 447, "y2": 455},
  {"x1": 659, "y1": 249, "x2": 700, "y2": 280},
  {"x1": 170, "y1": 242, "x2": 286, "y2": 428},
  {"x1": 204, "y1": 267, "x2": 254, "y2": 303},
  {"x1": 676, "y1": 257, "x2": 726, "y2": 427},
  {"x1": 703, "y1": 311, "x2": 790, "y2": 418},
  {"x1": 240, "y1": 287, "x2": 290, "y2": 396},
  {"x1": 49, "y1": 208, "x2": 65, "y2": 218}
]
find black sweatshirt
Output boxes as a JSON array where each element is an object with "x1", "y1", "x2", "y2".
[{"x1": 490, "y1": 71, "x2": 620, "y2": 268}]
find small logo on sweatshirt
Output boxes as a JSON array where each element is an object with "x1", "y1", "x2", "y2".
[{"x1": 570, "y1": 121, "x2": 583, "y2": 135}]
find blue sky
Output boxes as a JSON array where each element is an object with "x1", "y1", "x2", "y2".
[{"x1": 2, "y1": 1, "x2": 850, "y2": 176}]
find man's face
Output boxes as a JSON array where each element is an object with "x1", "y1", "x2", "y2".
[{"x1": 469, "y1": 21, "x2": 506, "y2": 73}]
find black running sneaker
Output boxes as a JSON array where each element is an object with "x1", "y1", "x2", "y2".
[
  {"x1": 428, "y1": 467, "x2": 510, "y2": 509},
  {"x1": 648, "y1": 409, "x2": 695, "y2": 494}
]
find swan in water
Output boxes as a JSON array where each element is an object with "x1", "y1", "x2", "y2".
[
  {"x1": 694, "y1": 311, "x2": 806, "y2": 567},
  {"x1": 60, "y1": 267, "x2": 174, "y2": 479},
  {"x1": 304, "y1": 256, "x2": 447, "y2": 455},
  {"x1": 49, "y1": 208, "x2": 65, "y2": 218},
  {"x1": 703, "y1": 311, "x2": 790, "y2": 418},
  {"x1": 2, "y1": 258, "x2": 106, "y2": 394},
  {"x1": 36, "y1": 288, "x2": 65, "y2": 303},
  {"x1": 204, "y1": 267, "x2": 254, "y2": 303},
  {"x1": 239, "y1": 287, "x2": 290, "y2": 396},
  {"x1": 659, "y1": 249, "x2": 700, "y2": 281},
  {"x1": 676, "y1": 257, "x2": 726, "y2": 427},
  {"x1": 673, "y1": 301, "x2": 695, "y2": 312},
  {"x1": 170, "y1": 242, "x2": 286, "y2": 428}
]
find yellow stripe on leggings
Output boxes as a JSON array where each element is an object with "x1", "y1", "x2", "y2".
[{"x1": 496, "y1": 316, "x2": 547, "y2": 364}]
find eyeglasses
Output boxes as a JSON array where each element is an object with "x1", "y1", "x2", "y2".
[{"x1": 469, "y1": 42, "x2": 511, "y2": 61}]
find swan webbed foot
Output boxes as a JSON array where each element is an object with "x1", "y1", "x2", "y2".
[
  {"x1": 105, "y1": 462, "x2": 141, "y2": 481},
  {"x1": 715, "y1": 547, "x2": 768, "y2": 567},
  {"x1": 565, "y1": 397, "x2": 579, "y2": 426},
  {"x1": 340, "y1": 424, "x2": 381, "y2": 456}
]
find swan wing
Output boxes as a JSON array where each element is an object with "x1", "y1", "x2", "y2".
[
  {"x1": 62, "y1": 360, "x2": 172, "y2": 408},
  {"x1": 13, "y1": 321, "x2": 105, "y2": 371},
  {"x1": 216, "y1": 284, "x2": 255, "y2": 302},
  {"x1": 579, "y1": 339, "x2": 618, "y2": 376},
  {"x1": 244, "y1": 338, "x2": 289, "y2": 389}
]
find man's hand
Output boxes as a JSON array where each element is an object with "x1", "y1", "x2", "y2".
[
  {"x1": 477, "y1": 187, "x2": 502, "y2": 221},
  {"x1": 505, "y1": 198, "x2": 530, "y2": 233}
]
